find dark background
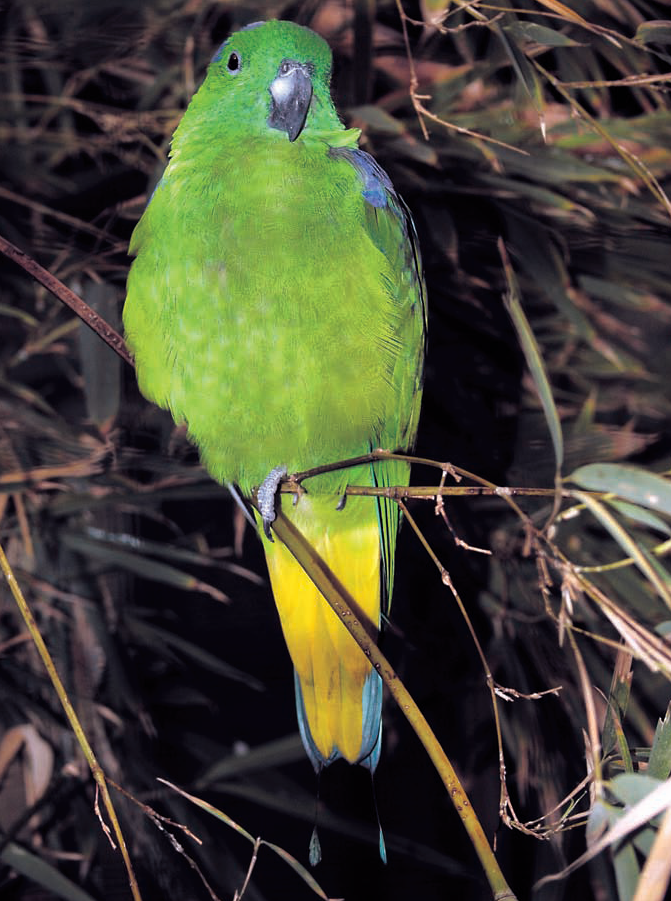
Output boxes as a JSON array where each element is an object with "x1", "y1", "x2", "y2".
[{"x1": 2, "y1": 2, "x2": 671, "y2": 900}]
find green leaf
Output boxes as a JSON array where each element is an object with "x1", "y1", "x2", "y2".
[
  {"x1": 586, "y1": 799, "x2": 611, "y2": 845},
  {"x1": 505, "y1": 216, "x2": 594, "y2": 339},
  {"x1": 608, "y1": 773, "x2": 664, "y2": 859},
  {"x1": 127, "y1": 617, "x2": 265, "y2": 690},
  {"x1": 503, "y1": 21, "x2": 581, "y2": 48},
  {"x1": 75, "y1": 528, "x2": 265, "y2": 584},
  {"x1": 158, "y1": 778, "x2": 256, "y2": 842},
  {"x1": 602, "y1": 652, "x2": 633, "y2": 766},
  {"x1": 61, "y1": 531, "x2": 229, "y2": 603},
  {"x1": 196, "y1": 734, "x2": 305, "y2": 786},
  {"x1": 572, "y1": 491, "x2": 671, "y2": 609},
  {"x1": 648, "y1": 704, "x2": 671, "y2": 780},
  {"x1": 607, "y1": 500, "x2": 671, "y2": 537},
  {"x1": 388, "y1": 135, "x2": 439, "y2": 166},
  {"x1": 610, "y1": 772, "x2": 665, "y2": 808},
  {"x1": 1, "y1": 843, "x2": 98, "y2": 901},
  {"x1": 501, "y1": 240, "x2": 564, "y2": 475},
  {"x1": 349, "y1": 104, "x2": 405, "y2": 136},
  {"x1": 613, "y1": 839, "x2": 639, "y2": 901},
  {"x1": 571, "y1": 464, "x2": 671, "y2": 518},
  {"x1": 496, "y1": 21, "x2": 546, "y2": 135}
]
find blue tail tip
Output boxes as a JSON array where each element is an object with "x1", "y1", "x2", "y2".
[{"x1": 309, "y1": 825, "x2": 322, "y2": 867}]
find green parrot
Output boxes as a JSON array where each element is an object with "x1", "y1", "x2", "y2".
[{"x1": 124, "y1": 20, "x2": 425, "y2": 787}]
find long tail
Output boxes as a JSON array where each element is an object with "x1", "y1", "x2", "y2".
[{"x1": 261, "y1": 491, "x2": 383, "y2": 771}]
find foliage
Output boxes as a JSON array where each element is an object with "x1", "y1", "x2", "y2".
[{"x1": 1, "y1": 1, "x2": 671, "y2": 899}]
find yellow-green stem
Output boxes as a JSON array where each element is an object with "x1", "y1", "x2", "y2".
[
  {"x1": 270, "y1": 509, "x2": 517, "y2": 901},
  {"x1": 0, "y1": 543, "x2": 142, "y2": 901}
]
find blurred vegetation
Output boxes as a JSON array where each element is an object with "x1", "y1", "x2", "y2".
[{"x1": 2, "y1": 1, "x2": 671, "y2": 899}]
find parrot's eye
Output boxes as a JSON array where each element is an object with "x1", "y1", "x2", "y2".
[{"x1": 227, "y1": 52, "x2": 241, "y2": 73}]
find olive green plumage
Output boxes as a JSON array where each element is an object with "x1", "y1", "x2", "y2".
[{"x1": 124, "y1": 19, "x2": 426, "y2": 774}]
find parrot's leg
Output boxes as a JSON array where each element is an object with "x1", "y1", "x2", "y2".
[{"x1": 257, "y1": 465, "x2": 288, "y2": 540}]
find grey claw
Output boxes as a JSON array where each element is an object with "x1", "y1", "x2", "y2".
[
  {"x1": 257, "y1": 465, "x2": 288, "y2": 541},
  {"x1": 336, "y1": 493, "x2": 347, "y2": 511}
]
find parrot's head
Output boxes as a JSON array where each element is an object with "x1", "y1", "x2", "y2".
[{"x1": 194, "y1": 20, "x2": 342, "y2": 144}]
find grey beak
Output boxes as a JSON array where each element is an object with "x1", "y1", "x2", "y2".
[{"x1": 268, "y1": 60, "x2": 313, "y2": 142}]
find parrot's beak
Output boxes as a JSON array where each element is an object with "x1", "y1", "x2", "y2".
[{"x1": 268, "y1": 59, "x2": 314, "y2": 142}]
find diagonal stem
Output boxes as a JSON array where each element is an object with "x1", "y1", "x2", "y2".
[
  {"x1": 269, "y1": 508, "x2": 517, "y2": 901},
  {"x1": 0, "y1": 233, "x2": 133, "y2": 367},
  {"x1": 0, "y1": 543, "x2": 142, "y2": 901}
]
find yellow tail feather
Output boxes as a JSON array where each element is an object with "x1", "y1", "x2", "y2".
[{"x1": 262, "y1": 493, "x2": 381, "y2": 765}]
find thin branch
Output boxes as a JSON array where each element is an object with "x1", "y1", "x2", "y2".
[
  {"x1": 393, "y1": 0, "x2": 528, "y2": 154},
  {"x1": 0, "y1": 233, "x2": 134, "y2": 367},
  {"x1": 267, "y1": 506, "x2": 518, "y2": 901},
  {"x1": 0, "y1": 542, "x2": 143, "y2": 901}
]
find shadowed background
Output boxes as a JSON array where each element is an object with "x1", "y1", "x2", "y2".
[{"x1": 2, "y1": 2, "x2": 671, "y2": 900}]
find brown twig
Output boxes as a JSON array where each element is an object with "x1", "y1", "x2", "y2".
[{"x1": 0, "y1": 233, "x2": 134, "y2": 368}]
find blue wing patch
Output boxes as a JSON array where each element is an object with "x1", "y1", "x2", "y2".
[
  {"x1": 331, "y1": 147, "x2": 425, "y2": 294},
  {"x1": 332, "y1": 144, "x2": 427, "y2": 615},
  {"x1": 330, "y1": 147, "x2": 395, "y2": 209}
]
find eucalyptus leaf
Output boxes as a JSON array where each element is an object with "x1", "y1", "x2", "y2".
[
  {"x1": 571, "y1": 464, "x2": 671, "y2": 518},
  {"x1": 586, "y1": 798, "x2": 611, "y2": 845},
  {"x1": 610, "y1": 772, "x2": 665, "y2": 808},
  {"x1": 607, "y1": 500, "x2": 671, "y2": 537},
  {"x1": 613, "y1": 840, "x2": 639, "y2": 901}
]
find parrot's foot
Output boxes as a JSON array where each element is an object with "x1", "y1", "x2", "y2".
[
  {"x1": 336, "y1": 493, "x2": 347, "y2": 511},
  {"x1": 257, "y1": 465, "x2": 288, "y2": 540}
]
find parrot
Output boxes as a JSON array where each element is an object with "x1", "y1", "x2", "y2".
[{"x1": 124, "y1": 18, "x2": 426, "y2": 798}]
